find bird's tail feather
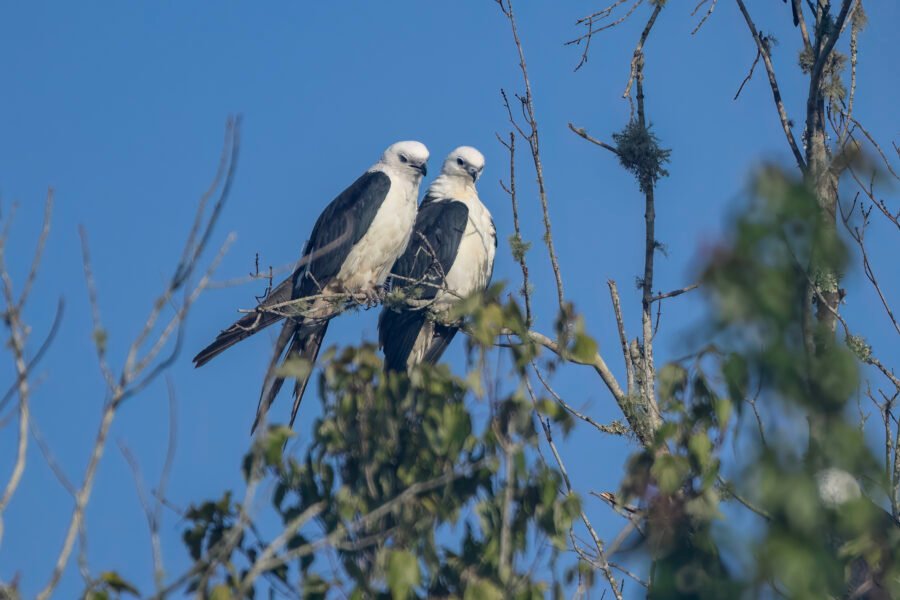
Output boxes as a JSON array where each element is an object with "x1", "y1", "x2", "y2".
[
  {"x1": 252, "y1": 321, "x2": 296, "y2": 433},
  {"x1": 193, "y1": 278, "x2": 293, "y2": 367},
  {"x1": 422, "y1": 324, "x2": 458, "y2": 366},
  {"x1": 289, "y1": 323, "x2": 328, "y2": 427},
  {"x1": 193, "y1": 310, "x2": 283, "y2": 367},
  {"x1": 379, "y1": 309, "x2": 427, "y2": 372},
  {"x1": 251, "y1": 320, "x2": 328, "y2": 433}
]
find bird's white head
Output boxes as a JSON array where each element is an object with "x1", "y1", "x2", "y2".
[
  {"x1": 382, "y1": 141, "x2": 430, "y2": 179},
  {"x1": 441, "y1": 146, "x2": 485, "y2": 184}
]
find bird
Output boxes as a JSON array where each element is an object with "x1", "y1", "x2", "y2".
[
  {"x1": 378, "y1": 146, "x2": 496, "y2": 372},
  {"x1": 193, "y1": 140, "x2": 430, "y2": 431}
]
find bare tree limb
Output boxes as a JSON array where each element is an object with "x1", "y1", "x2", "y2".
[
  {"x1": 524, "y1": 379, "x2": 623, "y2": 600},
  {"x1": 0, "y1": 191, "x2": 57, "y2": 541},
  {"x1": 497, "y1": 131, "x2": 533, "y2": 327},
  {"x1": 498, "y1": 0, "x2": 566, "y2": 313},
  {"x1": 650, "y1": 283, "x2": 699, "y2": 303},
  {"x1": 567, "y1": 122, "x2": 620, "y2": 156},
  {"x1": 691, "y1": 0, "x2": 719, "y2": 35},
  {"x1": 608, "y1": 280, "x2": 635, "y2": 396},
  {"x1": 734, "y1": 0, "x2": 807, "y2": 173},
  {"x1": 36, "y1": 119, "x2": 240, "y2": 600}
]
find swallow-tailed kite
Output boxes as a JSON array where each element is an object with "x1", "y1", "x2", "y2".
[
  {"x1": 379, "y1": 146, "x2": 496, "y2": 371},
  {"x1": 194, "y1": 140, "x2": 429, "y2": 430}
]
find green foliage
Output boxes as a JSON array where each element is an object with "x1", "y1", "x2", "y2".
[
  {"x1": 612, "y1": 120, "x2": 671, "y2": 194},
  {"x1": 81, "y1": 572, "x2": 140, "y2": 600},
  {"x1": 620, "y1": 167, "x2": 900, "y2": 598},
  {"x1": 176, "y1": 292, "x2": 580, "y2": 598}
]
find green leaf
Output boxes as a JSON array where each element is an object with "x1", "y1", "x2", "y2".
[
  {"x1": 98, "y1": 571, "x2": 139, "y2": 596},
  {"x1": 651, "y1": 454, "x2": 690, "y2": 494},
  {"x1": 570, "y1": 331, "x2": 598, "y2": 363},
  {"x1": 464, "y1": 579, "x2": 504, "y2": 600},
  {"x1": 386, "y1": 549, "x2": 420, "y2": 599},
  {"x1": 209, "y1": 584, "x2": 232, "y2": 600},
  {"x1": 658, "y1": 363, "x2": 688, "y2": 404},
  {"x1": 688, "y1": 432, "x2": 713, "y2": 472},
  {"x1": 276, "y1": 356, "x2": 312, "y2": 380},
  {"x1": 714, "y1": 396, "x2": 732, "y2": 431},
  {"x1": 263, "y1": 425, "x2": 295, "y2": 467}
]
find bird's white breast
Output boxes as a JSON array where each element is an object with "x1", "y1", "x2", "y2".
[
  {"x1": 334, "y1": 166, "x2": 419, "y2": 292},
  {"x1": 436, "y1": 193, "x2": 495, "y2": 308}
]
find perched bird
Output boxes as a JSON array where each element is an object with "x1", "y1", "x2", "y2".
[
  {"x1": 379, "y1": 146, "x2": 496, "y2": 371},
  {"x1": 194, "y1": 141, "x2": 429, "y2": 431}
]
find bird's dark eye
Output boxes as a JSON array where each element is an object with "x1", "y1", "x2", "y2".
[
  {"x1": 456, "y1": 157, "x2": 464, "y2": 166},
  {"x1": 399, "y1": 155, "x2": 408, "y2": 163}
]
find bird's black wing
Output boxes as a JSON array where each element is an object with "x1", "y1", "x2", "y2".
[
  {"x1": 293, "y1": 170, "x2": 392, "y2": 297},
  {"x1": 192, "y1": 171, "x2": 391, "y2": 367},
  {"x1": 379, "y1": 199, "x2": 468, "y2": 371},
  {"x1": 388, "y1": 198, "x2": 469, "y2": 301}
]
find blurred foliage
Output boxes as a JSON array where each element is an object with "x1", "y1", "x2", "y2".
[{"x1": 618, "y1": 167, "x2": 900, "y2": 598}]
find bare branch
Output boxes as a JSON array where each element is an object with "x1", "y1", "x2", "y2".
[
  {"x1": 532, "y1": 361, "x2": 628, "y2": 436},
  {"x1": 622, "y1": 3, "x2": 663, "y2": 102},
  {"x1": 79, "y1": 226, "x2": 116, "y2": 391},
  {"x1": 37, "y1": 119, "x2": 240, "y2": 600},
  {"x1": 498, "y1": 0, "x2": 566, "y2": 312},
  {"x1": 17, "y1": 189, "x2": 53, "y2": 311},
  {"x1": 567, "y1": 122, "x2": 620, "y2": 156},
  {"x1": 733, "y1": 47, "x2": 762, "y2": 101},
  {"x1": 567, "y1": 0, "x2": 645, "y2": 71},
  {"x1": 497, "y1": 131, "x2": 533, "y2": 327},
  {"x1": 0, "y1": 193, "x2": 59, "y2": 534},
  {"x1": 607, "y1": 280, "x2": 635, "y2": 397},
  {"x1": 690, "y1": 0, "x2": 719, "y2": 35},
  {"x1": 734, "y1": 0, "x2": 807, "y2": 173},
  {"x1": 524, "y1": 379, "x2": 623, "y2": 600},
  {"x1": 650, "y1": 283, "x2": 699, "y2": 303},
  {"x1": 0, "y1": 298, "x2": 64, "y2": 417},
  {"x1": 792, "y1": 0, "x2": 812, "y2": 49}
]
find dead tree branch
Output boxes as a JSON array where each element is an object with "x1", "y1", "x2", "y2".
[
  {"x1": 498, "y1": 0, "x2": 566, "y2": 313},
  {"x1": 36, "y1": 117, "x2": 240, "y2": 600},
  {"x1": 734, "y1": 0, "x2": 807, "y2": 173}
]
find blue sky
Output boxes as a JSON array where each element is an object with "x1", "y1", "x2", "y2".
[{"x1": 1, "y1": 2, "x2": 898, "y2": 597}]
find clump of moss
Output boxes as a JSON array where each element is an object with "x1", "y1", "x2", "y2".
[{"x1": 612, "y1": 120, "x2": 671, "y2": 194}]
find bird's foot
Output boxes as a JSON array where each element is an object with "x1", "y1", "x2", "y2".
[{"x1": 362, "y1": 286, "x2": 386, "y2": 308}]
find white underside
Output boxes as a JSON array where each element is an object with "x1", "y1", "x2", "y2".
[
  {"x1": 406, "y1": 176, "x2": 495, "y2": 369},
  {"x1": 431, "y1": 188, "x2": 495, "y2": 310},
  {"x1": 333, "y1": 164, "x2": 420, "y2": 293}
]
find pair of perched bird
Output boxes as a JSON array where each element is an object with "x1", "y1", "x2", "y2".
[{"x1": 192, "y1": 141, "x2": 496, "y2": 431}]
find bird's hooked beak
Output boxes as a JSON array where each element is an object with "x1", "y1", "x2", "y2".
[
  {"x1": 467, "y1": 166, "x2": 480, "y2": 182},
  {"x1": 413, "y1": 162, "x2": 427, "y2": 177}
]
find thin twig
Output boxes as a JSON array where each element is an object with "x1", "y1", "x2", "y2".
[
  {"x1": 532, "y1": 361, "x2": 628, "y2": 436},
  {"x1": 525, "y1": 379, "x2": 624, "y2": 600},
  {"x1": 650, "y1": 283, "x2": 699, "y2": 303},
  {"x1": 0, "y1": 297, "x2": 64, "y2": 416},
  {"x1": 568, "y1": 123, "x2": 620, "y2": 156},
  {"x1": 497, "y1": 131, "x2": 533, "y2": 327},
  {"x1": 734, "y1": 0, "x2": 807, "y2": 173},
  {"x1": 607, "y1": 280, "x2": 635, "y2": 396},
  {"x1": 37, "y1": 119, "x2": 240, "y2": 600},
  {"x1": 734, "y1": 47, "x2": 762, "y2": 100},
  {"x1": 17, "y1": 189, "x2": 54, "y2": 311},
  {"x1": 691, "y1": 0, "x2": 719, "y2": 35},
  {"x1": 622, "y1": 3, "x2": 663, "y2": 102},
  {"x1": 498, "y1": 0, "x2": 566, "y2": 312}
]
